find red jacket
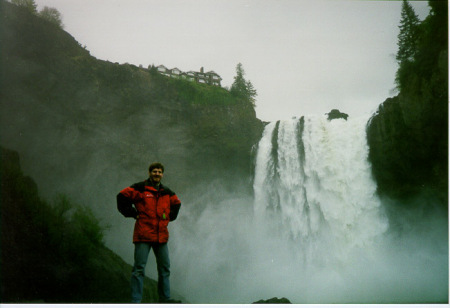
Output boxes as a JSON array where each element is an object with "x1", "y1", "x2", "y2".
[{"x1": 117, "y1": 179, "x2": 181, "y2": 243}]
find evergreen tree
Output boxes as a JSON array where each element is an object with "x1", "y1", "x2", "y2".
[
  {"x1": 230, "y1": 63, "x2": 257, "y2": 106},
  {"x1": 396, "y1": 0, "x2": 420, "y2": 64},
  {"x1": 230, "y1": 63, "x2": 246, "y2": 96},
  {"x1": 245, "y1": 80, "x2": 257, "y2": 107},
  {"x1": 395, "y1": 0, "x2": 421, "y2": 91}
]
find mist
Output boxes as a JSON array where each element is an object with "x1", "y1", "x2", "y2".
[{"x1": 154, "y1": 182, "x2": 447, "y2": 304}]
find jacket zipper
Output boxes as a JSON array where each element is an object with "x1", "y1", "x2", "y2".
[{"x1": 155, "y1": 191, "x2": 160, "y2": 242}]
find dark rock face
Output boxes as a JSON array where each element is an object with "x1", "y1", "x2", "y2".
[
  {"x1": 366, "y1": 95, "x2": 448, "y2": 203},
  {"x1": 326, "y1": 109, "x2": 348, "y2": 121}
]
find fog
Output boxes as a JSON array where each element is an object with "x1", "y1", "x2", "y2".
[
  {"x1": 2, "y1": 100, "x2": 446, "y2": 303},
  {"x1": 140, "y1": 182, "x2": 447, "y2": 304},
  {"x1": 1, "y1": 90, "x2": 445, "y2": 303}
]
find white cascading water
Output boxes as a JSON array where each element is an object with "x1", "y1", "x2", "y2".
[
  {"x1": 253, "y1": 115, "x2": 388, "y2": 262},
  {"x1": 171, "y1": 114, "x2": 447, "y2": 304}
]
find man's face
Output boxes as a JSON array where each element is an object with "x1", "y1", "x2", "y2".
[{"x1": 149, "y1": 168, "x2": 164, "y2": 183}]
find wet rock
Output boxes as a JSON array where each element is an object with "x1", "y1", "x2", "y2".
[
  {"x1": 326, "y1": 109, "x2": 348, "y2": 121},
  {"x1": 253, "y1": 297, "x2": 291, "y2": 304}
]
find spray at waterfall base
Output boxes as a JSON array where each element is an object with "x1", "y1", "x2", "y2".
[{"x1": 168, "y1": 115, "x2": 448, "y2": 304}]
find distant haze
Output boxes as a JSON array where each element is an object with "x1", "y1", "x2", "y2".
[{"x1": 34, "y1": 0, "x2": 430, "y2": 121}]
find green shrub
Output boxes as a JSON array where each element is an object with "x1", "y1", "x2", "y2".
[{"x1": 167, "y1": 77, "x2": 236, "y2": 105}]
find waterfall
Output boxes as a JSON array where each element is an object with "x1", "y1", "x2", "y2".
[
  {"x1": 172, "y1": 115, "x2": 447, "y2": 304},
  {"x1": 253, "y1": 115, "x2": 388, "y2": 261}
]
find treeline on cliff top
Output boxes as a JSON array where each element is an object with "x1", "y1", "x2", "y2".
[
  {"x1": 2, "y1": 0, "x2": 257, "y2": 110},
  {"x1": 367, "y1": 0, "x2": 448, "y2": 204}
]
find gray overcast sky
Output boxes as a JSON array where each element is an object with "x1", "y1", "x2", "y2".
[{"x1": 34, "y1": 0, "x2": 430, "y2": 121}]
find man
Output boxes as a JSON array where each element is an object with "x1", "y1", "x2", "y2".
[{"x1": 117, "y1": 162, "x2": 181, "y2": 303}]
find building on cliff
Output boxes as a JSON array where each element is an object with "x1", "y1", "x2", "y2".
[{"x1": 154, "y1": 65, "x2": 222, "y2": 86}]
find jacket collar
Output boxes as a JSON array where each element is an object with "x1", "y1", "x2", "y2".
[{"x1": 145, "y1": 178, "x2": 163, "y2": 191}]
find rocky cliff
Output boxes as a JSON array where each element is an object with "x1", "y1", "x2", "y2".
[
  {"x1": 366, "y1": 1, "x2": 448, "y2": 205},
  {"x1": 0, "y1": 0, "x2": 263, "y2": 207}
]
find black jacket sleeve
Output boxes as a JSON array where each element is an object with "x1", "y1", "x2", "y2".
[
  {"x1": 117, "y1": 193, "x2": 138, "y2": 218},
  {"x1": 169, "y1": 203, "x2": 181, "y2": 221}
]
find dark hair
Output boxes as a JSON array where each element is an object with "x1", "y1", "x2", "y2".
[{"x1": 149, "y1": 162, "x2": 164, "y2": 173}]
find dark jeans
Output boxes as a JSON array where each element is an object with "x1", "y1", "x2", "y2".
[{"x1": 131, "y1": 242, "x2": 170, "y2": 303}]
